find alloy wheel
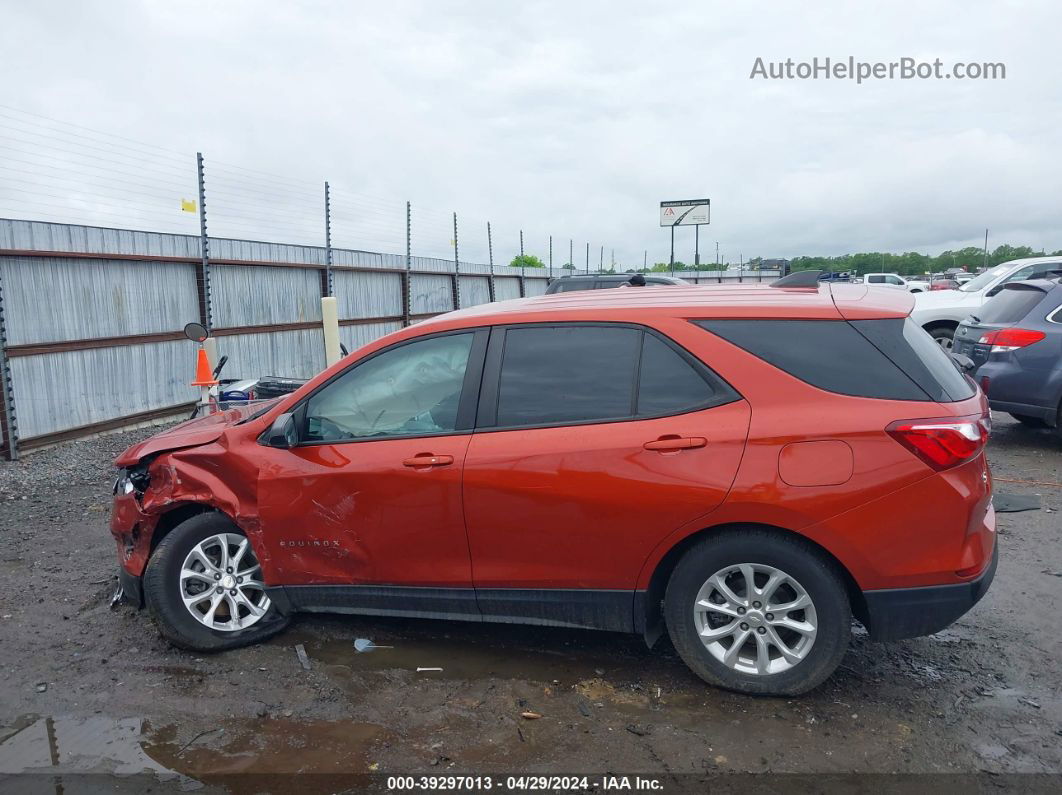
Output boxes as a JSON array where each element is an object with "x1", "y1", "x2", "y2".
[
  {"x1": 693, "y1": 563, "x2": 817, "y2": 676},
  {"x1": 179, "y1": 533, "x2": 270, "y2": 631}
]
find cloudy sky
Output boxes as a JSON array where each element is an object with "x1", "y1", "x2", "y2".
[{"x1": 1, "y1": 0, "x2": 1059, "y2": 267}]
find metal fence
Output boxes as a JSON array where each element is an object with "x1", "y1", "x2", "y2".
[
  {"x1": 0, "y1": 217, "x2": 779, "y2": 459},
  {"x1": 0, "y1": 108, "x2": 779, "y2": 458}
]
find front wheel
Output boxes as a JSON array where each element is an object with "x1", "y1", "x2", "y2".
[
  {"x1": 143, "y1": 513, "x2": 289, "y2": 651},
  {"x1": 664, "y1": 530, "x2": 851, "y2": 695}
]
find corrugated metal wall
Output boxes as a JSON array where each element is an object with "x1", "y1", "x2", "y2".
[{"x1": 0, "y1": 218, "x2": 553, "y2": 450}]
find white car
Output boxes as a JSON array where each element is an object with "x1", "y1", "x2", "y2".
[
  {"x1": 911, "y1": 256, "x2": 1062, "y2": 349},
  {"x1": 862, "y1": 273, "x2": 931, "y2": 292}
]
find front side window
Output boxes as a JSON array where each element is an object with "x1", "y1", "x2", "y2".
[{"x1": 304, "y1": 333, "x2": 473, "y2": 442}]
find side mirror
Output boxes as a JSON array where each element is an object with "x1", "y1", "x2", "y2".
[
  {"x1": 264, "y1": 412, "x2": 298, "y2": 449},
  {"x1": 183, "y1": 322, "x2": 209, "y2": 342}
]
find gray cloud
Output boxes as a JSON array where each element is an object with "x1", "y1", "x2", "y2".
[{"x1": 1, "y1": 0, "x2": 1058, "y2": 267}]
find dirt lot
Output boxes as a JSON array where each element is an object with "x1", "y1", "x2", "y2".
[{"x1": 0, "y1": 415, "x2": 1060, "y2": 792}]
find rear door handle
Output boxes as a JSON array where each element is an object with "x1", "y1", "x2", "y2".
[
  {"x1": 643, "y1": 436, "x2": 707, "y2": 452},
  {"x1": 402, "y1": 453, "x2": 455, "y2": 468}
]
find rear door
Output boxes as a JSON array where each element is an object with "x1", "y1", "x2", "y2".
[{"x1": 462, "y1": 323, "x2": 751, "y2": 628}]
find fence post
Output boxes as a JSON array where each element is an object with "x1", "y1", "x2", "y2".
[
  {"x1": 195, "y1": 152, "x2": 213, "y2": 331},
  {"x1": 323, "y1": 181, "x2": 334, "y2": 297},
  {"x1": 452, "y1": 212, "x2": 461, "y2": 310},
  {"x1": 487, "y1": 222, "x2": 496, "y2": 302},
  {"x1": 0, "y1": 266, "x2": 18, "y2": 460},
  {"x1": 404, "y1": 201, "x2": 412, "y2": 326}
]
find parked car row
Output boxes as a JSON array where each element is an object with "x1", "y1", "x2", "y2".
[{"x1": 951, "y1": 274, "x2": 1062, "y2": 437}]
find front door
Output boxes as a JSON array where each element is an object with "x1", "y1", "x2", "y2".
[{"x1": 257, "y1": 329, "x2": 487, "y2": 596}]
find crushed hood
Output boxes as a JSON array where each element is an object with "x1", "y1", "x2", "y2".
[{"x1": 114, "y1": 400, "x2": 276, "y2": 467}]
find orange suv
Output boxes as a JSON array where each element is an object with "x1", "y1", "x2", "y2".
[{"x1": 111, "y1": 277, "x2": 996, "y2": 695}]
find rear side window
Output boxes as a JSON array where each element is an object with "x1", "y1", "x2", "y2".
[
  {"x1": 695, "y1": 319, "x2": 932, "y2": 401},
  {"x1": 488, "y1": 325, "x2": 736, "y2": 428},
  {"x1": 978, "y1": 285, "x2": 1048, "y2": 324},
  {"x1": 496, "y1": 326, "x2": 640, "y2": 426},
  {"x1": 636, "y1": 333, "x2": 718, "y2": 416}
]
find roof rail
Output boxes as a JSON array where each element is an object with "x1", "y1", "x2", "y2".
[{"x1": 770, "y1": 270, "x2": 823, "y2": 288}]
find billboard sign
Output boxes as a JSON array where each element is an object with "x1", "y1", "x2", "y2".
[{"x1": 660, "y1": 199, "x2": 710, "y2": 227}]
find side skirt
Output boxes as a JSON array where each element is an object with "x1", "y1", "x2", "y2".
[{"x1": 266, "y1": 585, "x2": 640, "y2": 634}]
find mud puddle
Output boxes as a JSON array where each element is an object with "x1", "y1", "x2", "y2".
[
  {"x1": 0, "y1": 714, "x2": 388, "y2": 793},
  {"x1": 286, "y1": 618, "x2": 703, "y2": 690}
]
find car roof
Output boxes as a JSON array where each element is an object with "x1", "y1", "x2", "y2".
[
  {"x1": 416, "y1": 282, "x2": 914, "y2": 331},
  {"x1": 996, "y1": 256, "x2": 1062, "y2": 269}
]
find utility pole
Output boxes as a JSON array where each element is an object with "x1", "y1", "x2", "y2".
[
  {"x1": 599, "y1": 245, "x2": 603, "y2": 271},
  {"x1": 585, "y1": 242, "x2": 589, "y2": 274},
  {"x1": 452, "y1": 212, "x2": 461, "y2": 310},
  {"x1": 715, "y1": 241, "x2": 719, "y2": 266},
  {"x1": 195, "y1": 152, "x2": 212, "y2": 331},
  {"x1": 569, "y1": 238, "x2": 573, "y2": 272},
  {"x1": 983, "y1": 228, "x2": 989, "y2": 269},
  {"x1": 323, "y1": 181, "x2": 334, "y2": 297},
  {"x1": 487, "y1": 221, "x2": 495, "y2": 302},
  {"x1": 404, "y1": 201, "x2": 411, "y2": 326},
  {"x1": 643, "y1": 250, "x2": 647, "y2": 270},
  {"x1": 520, "y1": 229, "x2": 524, "y2": 257},
  {"x1": 549, "y1": 235, "x2": 553, "y2": 278},
  {"x1": 695, "y1": 225, "x2": 700, "y2": 267}
]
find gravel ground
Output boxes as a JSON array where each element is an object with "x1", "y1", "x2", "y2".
[{"x1": 0, "y1": 415, "x2": 1059, "y2": 792}]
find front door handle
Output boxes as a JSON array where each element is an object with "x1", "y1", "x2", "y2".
[
  {"x1": 402, "y1": 453, "x2": 455, "y2": 468},
  {"x1": 643, "y1": 436, "x2": 707, "y2": 452}
]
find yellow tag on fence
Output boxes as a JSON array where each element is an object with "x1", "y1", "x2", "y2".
[{"x1": 181, "y1": 198, "x2": 196, "y2": 213}]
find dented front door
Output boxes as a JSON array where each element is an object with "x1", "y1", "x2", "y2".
[
  {"x1": 256, "y1": 436, "x2": 474, "y2": 585},
  {"x1": 254, "y1": 329, "x2": 485, "y2": 587}
]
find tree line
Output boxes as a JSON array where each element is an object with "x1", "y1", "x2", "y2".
[{"x1": 510, "y1": 243, "x2": 1061, "y2": 276}]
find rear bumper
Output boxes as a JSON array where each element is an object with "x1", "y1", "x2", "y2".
[{"x1": 862, "y1": 542, "x2": 997, "y2": 641}]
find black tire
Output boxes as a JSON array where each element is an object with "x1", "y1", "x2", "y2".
[
  {"x1": 1010, "y1": 413, "x2": 1048, "y2": 429},
  {"x1": 664, "y1": 529, "x2": 851, "y2": 696},
  {"x1": 928, "y1": 326, "x2": 955, "y2": 351},
  {"x1": 143, "y1": 512, "x2": 289, "y2": 652}
]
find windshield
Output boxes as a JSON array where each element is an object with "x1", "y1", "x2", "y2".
[{"x1": 959, "y1": 265, "x2": 1008, "y2": 293}]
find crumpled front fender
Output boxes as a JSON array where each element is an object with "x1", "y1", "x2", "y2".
[{"x1": 110, "y1": 438, "x2": 272, "y2": 581}]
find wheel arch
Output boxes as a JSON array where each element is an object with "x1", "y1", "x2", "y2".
[
  {"x1": 638, "y1": 522, "x2": 867, "y2": 647},
  {"x1": 922, "y1": 318, "x2": 959, "y2": 334},
  {"x1": 148, "y1": 502, "x2": 218, "y2": 555}
]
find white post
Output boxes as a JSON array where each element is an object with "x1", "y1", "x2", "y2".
[{"x1": 321, "y1": 296, "x2": 342, "y2": 367}]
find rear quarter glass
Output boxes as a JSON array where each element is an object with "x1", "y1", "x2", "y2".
[{"x1": 694, "y1": 319, "x2": 931, "y2": 401}]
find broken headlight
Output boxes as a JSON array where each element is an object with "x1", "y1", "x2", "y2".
[{"x1": 113, "y1": 465, "x2": 150, "y2": 497}]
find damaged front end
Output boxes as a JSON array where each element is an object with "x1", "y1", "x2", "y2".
[{"x1": 109, "y1": 403, "x2": 276, "y2": 609}]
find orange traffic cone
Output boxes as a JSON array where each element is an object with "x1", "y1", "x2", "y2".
[{"x1": 190, "y1": 348, "x2": 218, "y2": 386}]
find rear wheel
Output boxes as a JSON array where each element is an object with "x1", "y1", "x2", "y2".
[
  {"x1": 664, "y1": 530, "x2": 851, "y2": 695},
  {"x1": 1010, "y1": 413, "x2": 1048, "y2": 429},
  {"x1": 143, "y1": 513, "x2": 289, "y2": 651},
  {"x1": 928, "y1": 326, "x2": 955, "y2": 351}
]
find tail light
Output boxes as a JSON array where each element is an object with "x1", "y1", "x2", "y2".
[
  {"x1": 887, "y1": 414, "x2": 991, "y2": 471},
  {"x1": 977, "y1": 328, "x2": 1045, "y2": 352}
]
